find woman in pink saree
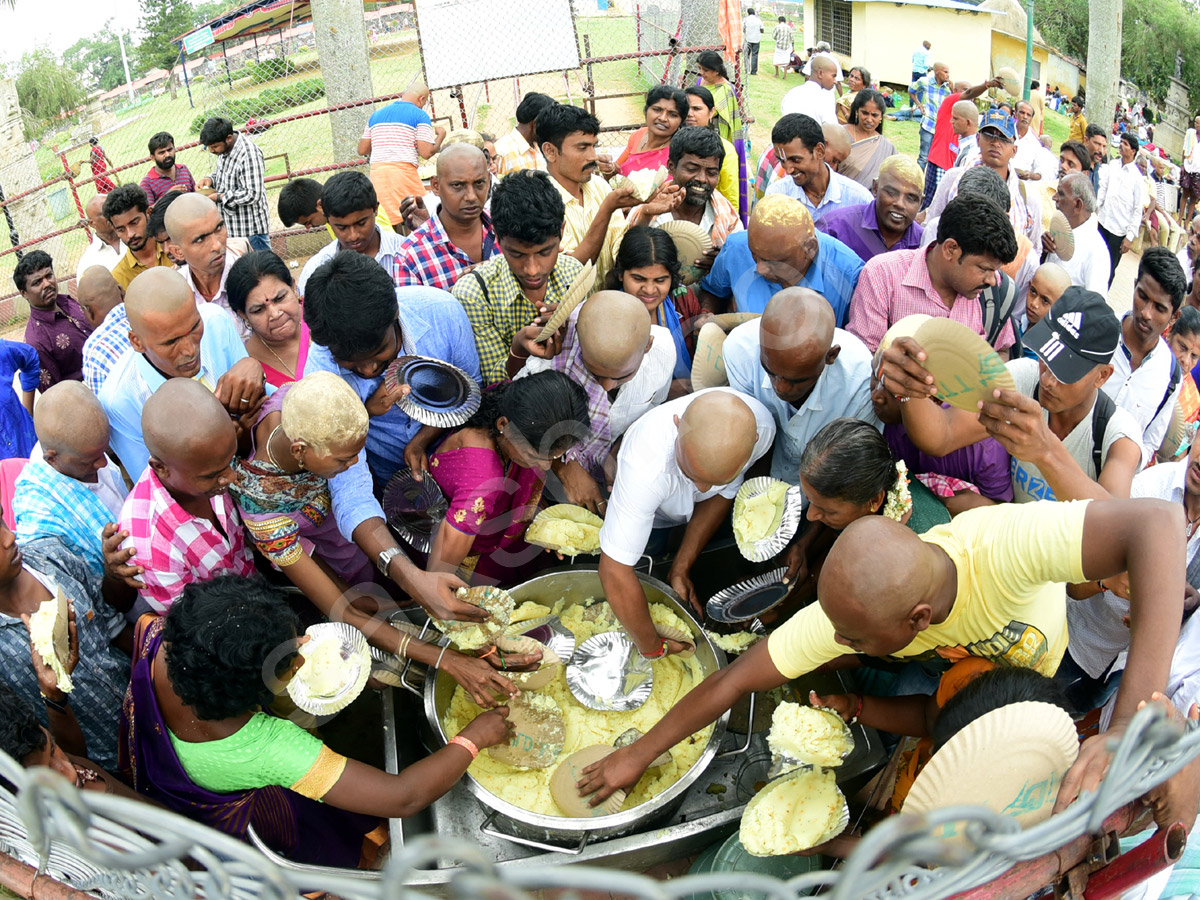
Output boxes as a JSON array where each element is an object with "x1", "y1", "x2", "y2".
[
  {"x1": 425, "y1": 371, "x2": 589, "y2": 587},
  {"x1": 615, "y1": 86, "x2": 689, "y2": 177}
]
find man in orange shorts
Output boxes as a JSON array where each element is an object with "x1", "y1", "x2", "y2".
[{"x1": 358, "y1": 82, "x2": 447, "y2": 228}]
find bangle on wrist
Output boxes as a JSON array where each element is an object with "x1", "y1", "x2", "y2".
[
  {"x1": 640, "y1": 639, "x2": 669, "y2": 660},
  {"x1": 435, "y1": 643, "x2": 450, "y2": 670},
  {"x1": 849, "y1": 692, "x2": 864, "y2": 725},
  {"x1": 41, "y1": 693, "x2": 68, "y2": 715},
  {"x1": 449, "y1": 735, "x2": 479, "y2": 760},
  {"x1": 509, "y1": 347, "x2": 529, "y2": 360},
  {"x1": 1098, "y1": 579, "x2": 1107, "y2": 592}
]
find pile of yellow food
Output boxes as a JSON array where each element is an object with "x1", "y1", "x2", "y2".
[
  {"x1": 443, "y1": 599, "x2": 713, "y2": 817},
  {"x1": 704, "y1": 630, "x2": 762, "y2": 655},
  {"x1": 296, "y1": 636, "x2": 348, "y2": 698},
  {"x1": 525, "y1": 505, "x2": 603, "y2": 557},
  {"x1": 767, "y1": 702, "x2": 853, "y2": 767},
  {"x1": 740, "y1": 768, "x2": 846, "y2": 856},
  {"x1": 733, "y1": 481, "x2": 788, "y2": 545},
  {"x1": 28, "y1": 591, "x2": 72, "y2": 694}
]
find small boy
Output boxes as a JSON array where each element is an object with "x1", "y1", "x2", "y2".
[{"x1": 1021, "y1": 262, "x2": 1072, "y2": 359}]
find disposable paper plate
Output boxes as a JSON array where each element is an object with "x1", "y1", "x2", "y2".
[
  {"x1": 655, "y1": 623, "x2": 696, "y2": 659},
  {"x1": 739, "y1": 767, "x2": 850, "y2": 856},
  {"x1": 691, "y1": 321, "x2": 728, "y2": 389},
  {"x1": 524, "y1": 504, "x2": 603, "y2": 557},
  {"x1": 706, "y1": 567, "x2": 791, "y2": 624},
  {"x1": 877, "y1": 314, "x2": 933, "y2": 359},
  {"x1": 534, "y1": 261, "x2": 596, "y2": 343},
  {"x1": 508, "y1": 614, "x2": 577, "y2": 664},
  {"x1": 495, "y1": 635, "x2": 562, "y2": 690},
  {"x1": 913, "y1": 317, "x2": 1016, "y2": 411},
  {"x1": 659, "y1": 219, "x2": 713, "y2": 285},
  {"x1": 549, "y1": 745, "x2": 626, "y2": 817},
  {"x1": 487, "y1": 692, "x2": 566, "y2": 769},
  {"x1": 432, "y1": 585, "x2": 515, "y2": 651},
  {"x1": 382, "y1": 467, "x2": 448, "y2": 553},
  {"x1": 710, "y1": 312, "x2": 761, "y2": 331},
  {"x1": 384, "y1": 355, "x2": 482, "y2": 428},
  {"x1": 369, "y1": 619, "x2": 424, "y2": 687},
  {"x1": 287, "y1": 622, "x2": 371, "y2": 716},
  {"x1": 1047, "y1": 210, "x2": 1075, "y2": 262},
  {"x1": 904, "y1": 701, "x2": 1078, "y2": 841},
  {"x1": 996, "y1": 66, "x2": 1021, "y2": 96},
  {"x1": 733, "y1": 477, "x2": 804, "y2": 563},
  {"x1": 566, "y1": 632, "x2": 654, "y2": 711}
]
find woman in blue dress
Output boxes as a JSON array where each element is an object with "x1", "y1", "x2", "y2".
[{"x1": 0, "y1": 340, "x2": 38, "y2": 460}]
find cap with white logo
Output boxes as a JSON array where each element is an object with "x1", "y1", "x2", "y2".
[{"x1": 1024, "y1": 286, "x2": 1120, "y2": 384}]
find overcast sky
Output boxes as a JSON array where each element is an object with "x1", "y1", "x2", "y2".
[{"x1": 0, "y1": 0, "x2": 144, "y2": 63}]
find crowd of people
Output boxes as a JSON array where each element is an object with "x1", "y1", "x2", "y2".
[{"x1": 1, "y1": 52, "x2": 1200, "y2": 878}]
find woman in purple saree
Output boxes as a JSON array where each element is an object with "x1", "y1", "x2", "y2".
[{"x1": 119, "y1": 576, "x2": 514, "y2": 867}]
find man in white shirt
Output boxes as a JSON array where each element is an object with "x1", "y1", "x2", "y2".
[
  {"x1": 514, "y1": 290, "x2": 675, "y2": 512},
  {"x1": 598, "y1": 389, "x2": 775, "y2": 655},
  {"x1": 780, "y1": 56, "x2": 839, "y2": 125},
  {"x1": 1096, "y1": 133, "x2": 1147, "y2": 286},
  {"x1": 75, "y1": 194, "x2": 125, "y2": 280},
  {"x1": 1177, "y1": 214, "x2": 1199, "y2": 282},
  {"x1": 801, "y1": 42, "x2": 844, "y2": 82},
  {"x1": 1104, "y1": 246, "x2": 1189, "y2": 465},
  {"x1": 723, "y1": 287, "x2": 875, "y2": 484},
  {"x1": 1012, "y1": 100, "x2": 1050, "y2": 182},
  {"x1": 743, "y1": 8, "x2": 763, "y2": 75},
  {"x1": 765, "y1": 113, "x2": 871, "y2": 222},
  {"x1": 1044, "y1": 173, "x2": 1111, "y2": 295}
]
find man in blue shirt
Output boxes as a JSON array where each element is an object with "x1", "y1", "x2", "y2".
[
  {"x1": 911, "y1": 61, "x2": 952, "y2": 171},
  {"x1": 99, "y1": 268, "x2": 266, "y2": 478},
  {"x1": 302, "y1": 250, "x2": 485, "y2": 622},
  {"x1": 911, "y1": 40, "x2": 931, "y2": 84},
  {"x1": 698, "y1": 194, "x2": 863, "y2": 321},
  {"x1": 764, "y1": 114, "x2": 872, "y2": 223}
]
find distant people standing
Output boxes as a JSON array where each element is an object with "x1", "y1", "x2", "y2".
[
  {"x1": 139, "y1": 132, "x2": 195, "y2": 205},
  {"x1": 358, "y1": 82, "x2": 447, "y2": 229},
  {"x1": 771, "y1": 17, "x2": 794, "y2": 80},
  {"x1": 911, "y1": 62, "x2": 953, "y2": 171},
  {"x1": 911, "y1": 40, "x2": 931, "y2": 84},
  {"x1": 75, "y1": 194, "x2": 125, "y2": 280},
  {"x1": 743, "y1": 8, "x2": 763, "y2": 76},
  {"x1": 89, "y1": 138, "x2": 115, "y2": 193},
  {"x1": 1097, "y1": 133, "x2": 1147, "y2": 285},
  {"x1": 197, "y1": 117, "x2": 270, "y2": 252},
  {"x1": 1068, "y1": 96, "x2": 1088, "y2": 144},
  {"x1": 1182, "y1": 115, "x2": 1200, "y2": 224},
  {"x1": 1029, "y1": 80, "x2": 1046, "y2": 135}
]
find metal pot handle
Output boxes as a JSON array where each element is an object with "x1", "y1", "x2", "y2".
[
  {"x1": 479, "y1": 810, "x2": 592, "y2": 856},
  {"x1": 393, "y1": 617, "x2": 438, "y2": 698},
  {"x1": 716, "y1": 691, "x2": 757, "y2": 759}
]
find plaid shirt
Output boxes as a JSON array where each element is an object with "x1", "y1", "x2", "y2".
[
  {"x1": 452, "y1": 252, "x2": 583, "y2": 385},
  {"x1": 395, "y1": 212, "x2": 499, "y2": 291},
  {"x1": 553, "y1": 174, "x2": 625, "y2": 284},
  {"x1": 493, "y1": 128, "x2": 545, "y2": 176},
  {"x1": 211, "y1": 132, "x2": 270, "y2": 238},
  {"x1": 297, "y1": 227, "x2": 407, "y2": 296},
  {"x1": 119, "y1": 466, "x2": 255, "y2": 615},
  {"x1": 846, "y1": 247, "x2": 1015, "y2": 352},
  {"x1": 912, "y1": 75, "x2": 954, "y2": 134},
  {"x1": 82, "y1": 303, "x2": 132, "y2": 394}
]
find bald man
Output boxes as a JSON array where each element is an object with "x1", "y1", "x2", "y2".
[
  {"x1": 12, "y1": 382, "x2": 129, "y2": 579},
  {"x1": 98, "y1": 267, "x2": 266, "y2": 478},
  {"x1": 78, "y1": 267, "x2": 131, "y2": 394},
  {"x1": 817, "y1": 156, "x2": 926, "y2": 262},
  {"x1": 514, "y1": 290, "x2": 676, "y2": 511},
  {"x1": 395, "y1": 144, "x2": 500, "y2": 291},
  {"x1": 1024, "y1": 262, "x2": 1072, "y2": 335},
  {"x1": 698, "y1": 193, "x2": 863, "y2": 317},
  {"x1": 164, "y1": 193, "x2": 246, "y2": 332},
  {"x1": 117, "y1": 379, "x2": 254, "y2": 616},
  {"x1": 359, "y1": 81, "x2": 447, "y2": 227},
  {"x1": 780, "y1": 56, "x2": 838, "y2": 125},
  {"x1": 578, "y1": 498, "x2": 1190, "y2": 829},
  {"x1": 820, "y1": 124, "x2": 851, "y2": 172},
  {"x1": 76, "y1": 194, "x2": 125, "y2": 280},
  {"x1": 1046, "y1": 173, "x2": 1111, "y2": 296},
  {"x1": 949, "y1": 99, "x2": 980, "y2": 164},
  {"x1": 724, "y1": 287, "x2": 876, "y2": 488},
  {"x1": 599, "y1": 388, "x2": 775, "y2": 650}
]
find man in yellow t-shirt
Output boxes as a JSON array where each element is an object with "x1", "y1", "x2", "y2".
[{"x1": 576, "y1": 497, "x2": 1187, "y2": 823}]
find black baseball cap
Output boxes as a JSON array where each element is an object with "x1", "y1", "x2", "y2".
[{"x1": 1024, "y1": 286, "x2": 1120, "y2": 384}]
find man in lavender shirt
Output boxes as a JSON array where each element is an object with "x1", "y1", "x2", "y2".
[
  {"x1": 15, "y1": 250, "x2": 93, "y2": 389},
  {"x1": 816, "y1": 156, "x2": 925, "y2": 264}
]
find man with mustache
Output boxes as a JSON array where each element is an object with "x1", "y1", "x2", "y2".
[
  {"x1": 139, "y1": 132, "x2": 195, "y2": 205},
  {"x1": 164, "y1": 193, "x2": 246, "y2": 331},
  {"x1": 103, "y1": 185, "x2": 173, "y2": 291},
  {"x1": 847, "y1": 194, "x2": 1019, "y2": 354},
  {"x1": 817, "y1": 155, "x2": 925, "y2": 263},
  {"x1": 15, "y1": 250, "x2": 93, "y2": 389},
  {"x1": 75, "y1": 194, "x2": 125, "y2": 280}
]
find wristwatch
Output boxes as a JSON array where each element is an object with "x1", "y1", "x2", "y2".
[{"x1": 377, "y1": 546, "x2": 404, "y2": 577}]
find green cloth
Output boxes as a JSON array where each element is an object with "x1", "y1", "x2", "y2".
[
  {"x1": 907, "y1": 479, "x2": 951, "y2": 534},
  {"x1": 707, "y1": 81, "x2": 742, "y2": 142},
  {"x1": 169, "y1": 712, "x2": 323, "y2": 794}
]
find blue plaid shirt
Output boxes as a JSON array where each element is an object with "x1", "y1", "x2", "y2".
[
  {"x1": 913, "y1": 76, "x2": 954, "y2": 134},
  {"x1": 82, "y1": 303, "x2": 132, "y2": 394}
]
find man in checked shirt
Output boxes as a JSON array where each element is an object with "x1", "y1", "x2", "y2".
[{"x1": 197, "y1": 117, "x2": 270, "y2": 252}]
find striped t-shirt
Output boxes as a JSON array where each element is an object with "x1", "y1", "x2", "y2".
[{"x1": 362, "y1": 100, "x2": 435, "y2": 166}]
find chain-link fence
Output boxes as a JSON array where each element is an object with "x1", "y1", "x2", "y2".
[{"x1": 0, "y1": 0, "x2": 738, "y2": 328}]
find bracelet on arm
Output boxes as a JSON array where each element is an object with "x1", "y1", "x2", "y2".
[
  {"x1": 435, "y1": 643, "x2": 450, "y2": 670},
  {"x1": 509, "y1": 347, "x2": 530, "y2": 361},
  {"x1": 849, "y1": 692, "x2": 864, "y2": 725},
  {"x1": 396, "y1": 633, "x2": 412, "y2": 660},
  {"x1": 640, "y1": 639, "x2": 669, "y2": 661},
  {"x1": 41, "y1": 694, "x2": 69, "y2": 715},
  {"x1": 448, "y1": 735, "x2": 479, "y2": 760}
]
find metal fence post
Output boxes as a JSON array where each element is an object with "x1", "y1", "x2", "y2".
[{"x1": 57, "y1": 151, "x2": 89, "y2": 243}]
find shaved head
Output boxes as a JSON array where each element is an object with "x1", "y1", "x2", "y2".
[
  {"x1": 143, "y1": 380, "x2": 238, "y2": 502},
  {"x1": 811, "y1": 55, "x2": 837, "y2": 75},
  {"x1": 952, "y1": 100, "x2": 979, "y2": 127},
  {"x1": 126, "y1": 268, "x2": 206, "y2": 379},
  {"x1": 748, "y1": 196, "x2": 818, "y2": 288},
  {"x1": 1033, "y1": 262, "x2": 1072, "y2": 299},
  {"x1": 126, "y1": 267, "x2": 194, "y2": 333},
  {"x1": 435, "y1": 142, "x2": 487, "y2": 177},
  {"x1": 821, "y1": 125, "x2": 852, "y2": 168},
  {"x1": 76, "y1": 265, "x2": 123, "y2": 328},
  {"x1": 164, "y1": 192, "x2": 219, "y2": 243},
  {"x1": 675, "y1": 391, "x2": 759, "y2": 488},
  {"x1": 85, "y1": 194, "x2": 105, "y2": 219},
  {"x1": 403, "y1": 81, "x2": 431, "y2": 106},
  {"x1": 34, "y1": 381, "x2": 109, "y2": 456},
  {"x1": 750, "y1": 193, "x2": 812, "y2": 232},
  {"x1": 576, "y1": 290, "x2": 651, "y2": 374},
  {"x1": 878, "y1": 155, "x2": 924, "y2": 192},
  {"x1": 760, "y1": 288, "x2": 836, "y2": 405}
]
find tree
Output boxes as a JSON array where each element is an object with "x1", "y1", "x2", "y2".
[
  {"x1": 136, "y1": 0, "x2": 196, "y2": 99},
  {"x1": 64, "y1": 25, "x2": 134, "y2": 93},
  {"x1": 1086, "y1": 0, "x2": 1121, "y2": 139},
  {"x1": 14, "y1": 49, "x2": 86, "y2": 138}
]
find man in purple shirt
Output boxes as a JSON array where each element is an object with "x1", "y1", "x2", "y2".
[
  {"x1": 15, "y1": 250, "x2": 93, "y2": 388},
  {"x1": 816, "y1": 156, "x2": 925, "y2": 263},
  {"x1": 139, "y1": 132, "x2": 195, "y2": 205}
]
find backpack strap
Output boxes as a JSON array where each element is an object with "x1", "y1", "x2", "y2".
[
  {"x1": 469, "y1": 270, "x2": 489, "y2": 302},
  {"x1": 979, "y1": 270, "x2": 1018, "y2": 347},
  {"x1": 1151, "y1": 353, "x2": 1183, "y2": 423},
  {"x1": 1090, "y1": 390, "x2": 1116, "y2": 477}
]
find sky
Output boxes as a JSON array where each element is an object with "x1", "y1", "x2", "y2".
[{"x1": 0, "y1": 0, "x2": 144, "y2": 64}]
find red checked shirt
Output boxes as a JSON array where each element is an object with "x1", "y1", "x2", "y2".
[
  {"x1": 118, "y1": 467, "x2": 255, "y2": 615},
  {"x1": 394, "y1": 211, "x2": 499, "y2": 291},
  {"x1": 846, "y1": 247, "x2": 1016, "y2": 353}
]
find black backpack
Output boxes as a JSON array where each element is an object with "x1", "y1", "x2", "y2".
[
  {"x1": 1032, "y1": 385, "x2": 1115, "y2": 477},
  {"x1": 979, "y1": 269, "x2": 1019, "y2": 352}
]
